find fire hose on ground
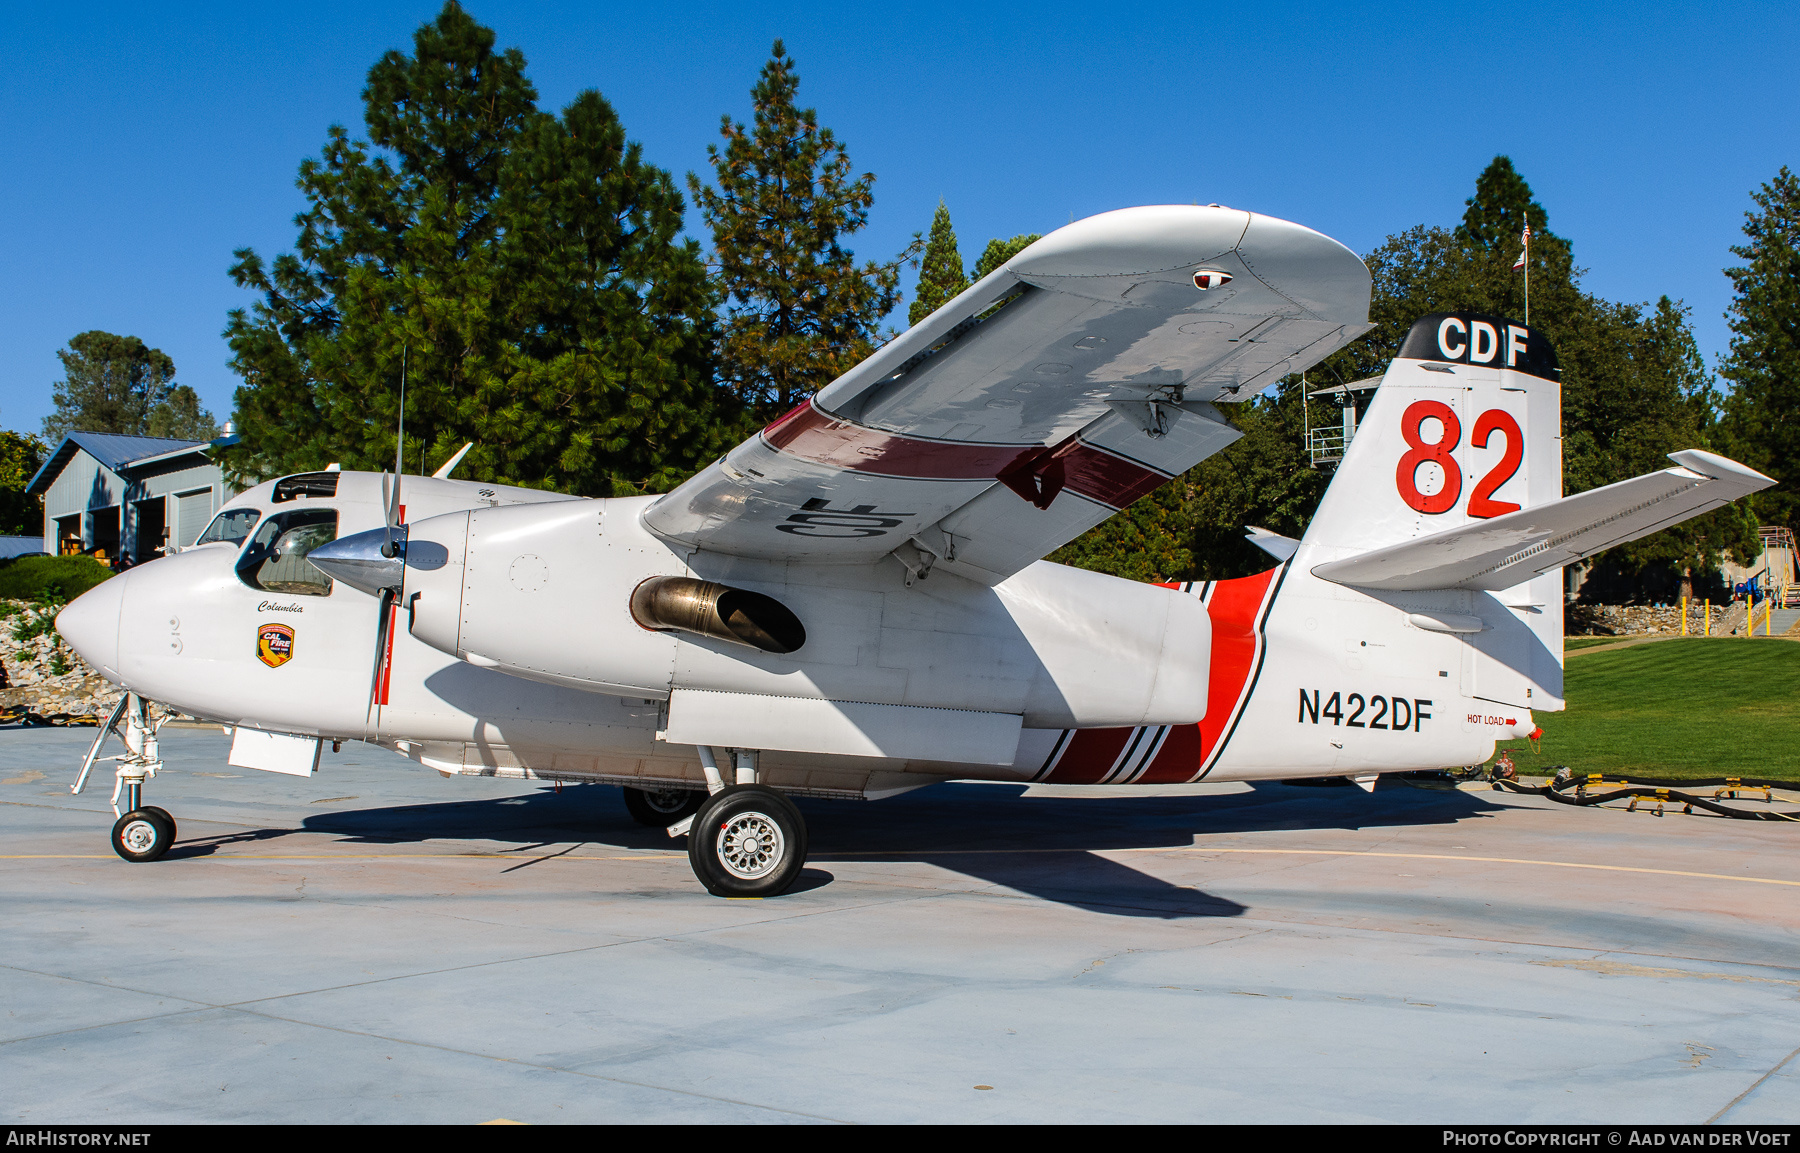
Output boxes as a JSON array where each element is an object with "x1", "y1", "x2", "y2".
[{"x1": 1491, "y1": 770, "x2": 1800, "y2": 822}]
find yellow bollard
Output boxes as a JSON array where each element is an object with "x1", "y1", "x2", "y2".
[
  {"x1": 1704, "y1": 599, "x2": 1711, "y2": 637},
  {"x1": 1681, "y1": 595, "x2": 1689, "y2": 636}
]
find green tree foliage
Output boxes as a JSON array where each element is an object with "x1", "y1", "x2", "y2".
[
  {"x1": 1049, "y1": 379, "x2": 1324, "y2": 582},
  {"x1": 1456, "y1": 155, "x2": 1549, "y2": 252},
  {"x1": 1057, "y1": 156, "x2": 1753, "y2": 587},
  {"x1": 43, "y1": 332, "x2": 215, "y2": 442},
  {"x1": 146, "y1": 386, "x2": 220, "y2": 441},
  {"x1": 0, "y1": 431, "x2": 47, "y2": 536},
  {"x1": 1720, "y1": 167, "x2": 1800, "y2": 529},
  {"x1": 222, "y1": 2, "x2": 724, "y2": 496},
  {"x1": 972, "y1": 234, "x2": 1041, "y2": 282},
  {"x1": 909, "y1": 201, "x2": 967, "y2": 325},
  {"x1": 692, "y1": 41, "x2": 916, "y2": 421}
]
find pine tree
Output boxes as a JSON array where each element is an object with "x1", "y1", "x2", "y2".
[
  {"x1": 222, "y1": 3, "x2": 724, "y2": 495},
  {"x1": 1456, "y1": 155, "x2": 1551, "y2": 252},
  {"x1": 691, "y1": 41, "x2": 916, "y2": 421},
  {"x1": 972, "y1": 234, "x2": 1041, "y2": 282},
  {"x1": 909, "y1": 201, "x2": 967, "y2": 325},
  {"x1": 1720, "y1": 167, "x2": 1800, "y2": 529},
  {"x1": 43, "y1": 332, "x2": 190, "y2": 440}
]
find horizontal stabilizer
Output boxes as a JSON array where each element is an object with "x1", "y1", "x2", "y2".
[
  {"x1": 1311, "y1": 450, "x2": 1773, "y2": 591},
  {"x1": 1245, "y1": 525, "x2": 1300, "y2": 561}
]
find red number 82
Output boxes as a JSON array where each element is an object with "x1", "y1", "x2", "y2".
[{"x1": 1395, "y1": 401, "x2": 1523, "y2": 518}]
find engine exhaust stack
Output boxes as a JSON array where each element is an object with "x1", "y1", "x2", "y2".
[{"x1": 629, "y1": 577, "x2": 806, "y2": 655}]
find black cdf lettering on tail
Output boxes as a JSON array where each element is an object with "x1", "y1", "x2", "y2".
[{"x1": 1398, "y1": 312, "x2": 1559, "y2": 381}]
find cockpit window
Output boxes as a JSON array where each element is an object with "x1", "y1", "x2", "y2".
[
  {"x1": 197, "y1": 508, "x2": 260, "y2": 546},
  {"x1": 272, "y1": 473, "x2": 340, "y2": 502},
  {"x1": 236, "y1": 509, "x2": 338, "y2": 596}
]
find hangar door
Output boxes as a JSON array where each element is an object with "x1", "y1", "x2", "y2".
[{"x1": 176, "y1": 488, "x2": 214, "y2": 547}]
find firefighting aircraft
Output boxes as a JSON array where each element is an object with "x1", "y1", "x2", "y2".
[{"x1": 57, "y1": 206, "x2": 1771, "y2": 896}]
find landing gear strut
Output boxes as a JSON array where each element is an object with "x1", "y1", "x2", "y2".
[
  {"x1": 680, "y1": 748, "x2": 807, "y2": 897},
  {"x1": 75, "y1": 694, "x2": 176, "y2": 862}
]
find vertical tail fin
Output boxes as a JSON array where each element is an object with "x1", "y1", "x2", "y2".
[
  {"x1": 1300, "y1": 313, "x2": 1564, "y2": 710},
  {"x1": 1304, "y1": 313, "x2": 1561, "y2": 555}
]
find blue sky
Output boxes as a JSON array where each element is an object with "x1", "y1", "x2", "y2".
[{"x1": 2, "y1": 1, "x2": 1794, "y2": 438}]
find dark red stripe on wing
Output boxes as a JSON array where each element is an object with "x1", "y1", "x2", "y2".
[
  {"x1": 762, "y1": 400, "x2": 1026, "y2": 480},
  {"x1": 761, "y1": 400, "x2": 1169, "y2": 509}
]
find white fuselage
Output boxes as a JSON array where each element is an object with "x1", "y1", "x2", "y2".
[{"x1": 59, "y1": 471, "x2": 1535, "y2": 799}]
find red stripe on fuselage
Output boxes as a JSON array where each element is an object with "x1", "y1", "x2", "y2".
[
  {"x1": 761, "y1": 400, "x2": 1169, "y2": 510},
  {"x1": 1039, "y1": 726, "x2": 1134, "y2": 785},
  {"x1": 1040, "y1": 566, "x2": 1281, "y2": 785}
]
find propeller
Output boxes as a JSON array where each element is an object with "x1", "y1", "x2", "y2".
[
  {"x1": 380, "y1": 348, "x2": 408, "y2": 560},
  {"x1": 367, "y1": 585, "x2": 396, "y2": 724}
]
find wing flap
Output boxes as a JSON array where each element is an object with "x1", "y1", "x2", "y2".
[{"x1": 1311, "y1": 450, "x2": 1774, "y2": 591}]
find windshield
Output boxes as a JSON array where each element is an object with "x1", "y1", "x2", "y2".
[
  {"x1": 197, "y1": 508, "x2": 260, "y2": 546},
  {"x1": 236, "y1": 509, "x2": 338, "y2": 596}
]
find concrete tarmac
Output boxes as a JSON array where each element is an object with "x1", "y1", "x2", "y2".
[{"x1": 2, "y1": 727, "x2": 1797, "y2": 1124}]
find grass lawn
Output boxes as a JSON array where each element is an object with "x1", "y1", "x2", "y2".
[
  {"x1": 1564, "y1": 636, "x2": 1631, "y2": 650},
  {"x1": 1498, "y1": 638, "x2": 1800, "y2": 780}
]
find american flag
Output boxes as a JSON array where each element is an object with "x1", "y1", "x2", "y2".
[{"x1": 1513, "y1": 224, "x2": 1532, "y2": 271}]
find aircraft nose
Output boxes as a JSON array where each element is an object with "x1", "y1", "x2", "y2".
[{"x1": 56, "y1": 574, "x2": 125, "y2": 677}]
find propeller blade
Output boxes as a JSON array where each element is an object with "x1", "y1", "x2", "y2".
[{"x1": 366, "y1": 586, "x2": 395, "y2": 726}]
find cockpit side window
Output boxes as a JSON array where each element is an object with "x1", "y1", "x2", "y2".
[
  {"x1": 236, "y1": 509, "x2": 338, "y2": 596},
  {"x1": 272, "y1": 473, "x2": 340, "y2": 503},
  {"x1": 197, "y1": 508, "x2": 261, "y2": 546}
]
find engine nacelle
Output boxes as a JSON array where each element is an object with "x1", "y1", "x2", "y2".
[{"x1": 400, "y1": 496, "x2": 1211, "y2": 729}]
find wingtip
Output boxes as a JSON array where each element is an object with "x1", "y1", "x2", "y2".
[{"x1": 1667, "y1": 449, "x2": 1776, "y2": 489}]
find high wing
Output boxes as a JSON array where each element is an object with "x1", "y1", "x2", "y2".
[
  {"x1": 642, "y1": 205, "x2": 1372, "y2": 584},
  {"x1": 1310, "y1": 450, "x2": 1774, "y2": 592}
]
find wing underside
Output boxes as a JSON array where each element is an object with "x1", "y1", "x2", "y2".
[{"x1": 644, "y1": 205, "x2": 1373, "y2": 584}]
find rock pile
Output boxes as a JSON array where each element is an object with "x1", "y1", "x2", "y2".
[
  {"x1": 1567, "y1": 600, "x2": 1784, "y2": 637},
  {"x1": 0, "y1": 599, "x2": 123, "y2": 721}
]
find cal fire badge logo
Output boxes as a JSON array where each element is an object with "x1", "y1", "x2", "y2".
[{"x1": 257, "y1": 623, "x2": 295, "y2": 668}]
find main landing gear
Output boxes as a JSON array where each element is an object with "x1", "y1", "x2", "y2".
[
  {"x1": 75, "y1": 694, "x2": 177, "y2": 862},
  {"x1": 622, "y1": 785, "x2": 705, "y2": 827},
  {"x1": 671, "y1": 747, "x2": 808, "y2": 898}
]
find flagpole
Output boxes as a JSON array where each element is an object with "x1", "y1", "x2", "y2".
[{"x1": 1524, "y1": 225, "x2": 1531, "y2": 326}]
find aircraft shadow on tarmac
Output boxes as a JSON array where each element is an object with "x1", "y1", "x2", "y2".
[{"x1": 175, "y1": 778, "x2": 1510, "y2": 920}]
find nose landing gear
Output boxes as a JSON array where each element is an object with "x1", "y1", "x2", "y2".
[{"x1": 75, "y1": 694, "x2": 175, "y2": 862}]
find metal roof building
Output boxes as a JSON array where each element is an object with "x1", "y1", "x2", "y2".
[{"x1": 25, "y1": 431, "x2": 238, "y2": 562}]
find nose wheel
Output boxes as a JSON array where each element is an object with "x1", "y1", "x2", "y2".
[
  {"x1": 74, "y1": 693, "x2": 179, "y2": 864},
  {"x1": 112, "y1": 807, "x2": 177, "y2": 862},
  {"x1": 685, "y1": 784, "x2": 808, "y2": 897}
]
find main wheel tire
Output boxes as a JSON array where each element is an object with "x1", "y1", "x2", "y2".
[
  {"x1": 686, "y1": 785, "x2": 807, "y2": 898},
  {"x1": 142, "y1": 806, "x2": 177, "y2": 845},
  {"x1": 112, "y1": 808, "x2": 175, "y2": 863},
  {"x1": 622, "y1": 785, "x2": 705, "y2": 827}
]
